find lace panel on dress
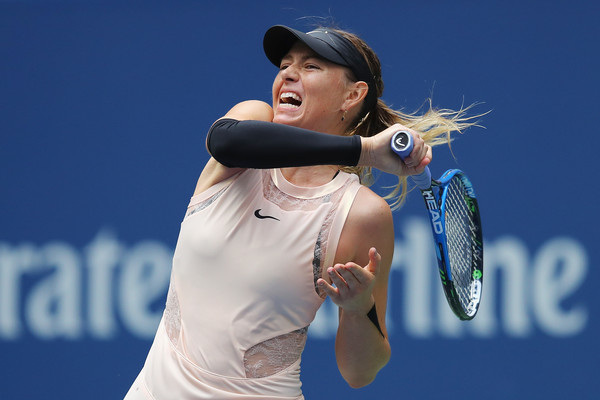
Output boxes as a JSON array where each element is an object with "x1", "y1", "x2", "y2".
[
  {"x1": 243, "y1": 326, "x2": 308, "y2": 378},
  {"x1": 164, "y1": 282, "x2": 181, "y2": 346},
  {"x1": 262, "y1": 171, "x2": 345, "y2": 297},
  {"x1": 185, "y1": 186, "x2": 228, "y2": 219}
]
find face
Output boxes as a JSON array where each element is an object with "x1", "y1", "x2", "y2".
[{"x1": 271, "y1": 42, "x2": 355, "y2": 134}]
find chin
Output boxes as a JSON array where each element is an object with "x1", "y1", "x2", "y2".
[{"x1": 273, "y1": 112, "x2": 301, "y2": 126}]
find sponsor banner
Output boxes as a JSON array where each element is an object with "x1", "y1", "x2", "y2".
[{"x1": 1, "y1": 219, "x2": 588, "y2": 341}]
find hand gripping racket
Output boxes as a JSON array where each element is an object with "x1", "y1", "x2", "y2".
[{"x1": 391, "y1": 131, "x2": 483, "y2": 320}]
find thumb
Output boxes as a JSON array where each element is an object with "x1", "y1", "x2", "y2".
[{"x1": 366, "y1": 247, "x2": 381, "y2": 275}]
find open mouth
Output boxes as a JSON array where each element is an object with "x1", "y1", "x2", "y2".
[{"x1": 279, "y1": 92, "x2": 302, "y2": 108}]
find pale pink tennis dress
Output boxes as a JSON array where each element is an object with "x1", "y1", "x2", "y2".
[{"x1": 124, "y1": 168, "x2": 362, "y2": 399}]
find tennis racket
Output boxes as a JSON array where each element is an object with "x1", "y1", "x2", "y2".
[{"x1": 391, "y1": 131, "x2": 483, "y2": 320}]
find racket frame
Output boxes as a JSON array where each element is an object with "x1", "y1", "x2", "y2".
[{"x1": 428, "y1": 169, "x2": 483, "y2": 320}]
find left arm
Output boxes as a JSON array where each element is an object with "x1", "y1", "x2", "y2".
[{"x1": 317, "y1": 188, "x2": 394, "y2": 388}]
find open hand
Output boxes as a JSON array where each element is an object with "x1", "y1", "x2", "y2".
[{"x1": 317, "y1": 248, "x2": 381, "y2": 314}]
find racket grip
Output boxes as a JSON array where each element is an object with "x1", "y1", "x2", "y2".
[{"x1": 390, "y1": 130, "x2": 432, "y2": 190}]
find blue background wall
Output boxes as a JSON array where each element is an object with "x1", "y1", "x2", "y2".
[{"x1": 1, "y1": 1, "x2": 598, "y2": 399}]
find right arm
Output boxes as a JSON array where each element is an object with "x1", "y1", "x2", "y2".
[
  {"x1": 196, "y1": 101, "x2": 431, "y2": 194},
  {"x1": 194, "y1": 100, "x2": 274, "y2": 195}
]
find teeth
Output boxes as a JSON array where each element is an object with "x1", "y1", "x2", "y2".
[
  {"x1": 281, "y1": 92, "x2": 301, "y2": 101},
  {"x1": 280, "y1": 92, "x2": 302, "y2": 107}
]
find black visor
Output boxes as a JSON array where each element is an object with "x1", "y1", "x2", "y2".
[{"x1": 263, "y1": 25, "x2": 377, "y2": 110}]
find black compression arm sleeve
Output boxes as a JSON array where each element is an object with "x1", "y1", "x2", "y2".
[{"x1": 206, "y1": 118, "x2": 362, "y2": 168}]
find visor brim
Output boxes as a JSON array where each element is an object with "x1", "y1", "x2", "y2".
[{"x1": 263, "y1": 25, "x2": 349, "y2": 68}]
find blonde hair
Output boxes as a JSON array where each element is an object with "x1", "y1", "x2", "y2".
[{"x1": 333, "y1": 28, "x2": 483, "y2": 210}]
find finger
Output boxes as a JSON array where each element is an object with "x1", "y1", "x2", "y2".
[
  {"x1": 339, "y1": 263, "x2": 370, "y2": 285},
  {"x1": 404, "y1": 132, "x2": 424, "y2": 168},
  {"x1": 317, "y1": 278, "x2": 339, "y2": 298},
  {"x1": 408, "y1": 142, "x2": 431, "y2": 174},
  {"x1": 334, "y1": 265, "x2": 363, "y2": 290},
  {"x1": 418, "y1": 144, "x2": 432, "y2": 169},
  {"x1": 328, "y1": 266, "x2": 349, "y2": 289}
]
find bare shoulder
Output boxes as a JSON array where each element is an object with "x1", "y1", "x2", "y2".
[
  {"x1": 223, "y1": 100, "x2": 274, "y2": 122},
  {"x1": 194, "y1": 100, "x2": 274, "y2": 195},
  {"x1": 351, "y1": 186, "x2": 393, "y2": 226}
]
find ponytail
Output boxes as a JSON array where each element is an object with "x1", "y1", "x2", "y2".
[{"x1": 333, "y1": 28, "x2": 483, "y2": 210}]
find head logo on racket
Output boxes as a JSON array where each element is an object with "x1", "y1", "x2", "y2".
[{"x1": 392, "y1": 132, "x2": 410, "y2": 152}]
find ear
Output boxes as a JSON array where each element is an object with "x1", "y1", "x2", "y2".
[{"x1": 341, "y1": 81, "x2": 369, "y2": 113}]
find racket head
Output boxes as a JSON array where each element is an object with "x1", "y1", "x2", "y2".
[{"x1": 434, "y1": 169, "x2": 483, "y2": 320}]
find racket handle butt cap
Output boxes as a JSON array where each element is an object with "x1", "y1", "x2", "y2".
[{"x1": 390, "y1": 131, "x2": 432, "y2": 190}]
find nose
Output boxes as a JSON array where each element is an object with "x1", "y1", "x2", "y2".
[{"x1": 279, "y1": 64, "x2": 299, "y2": 82}]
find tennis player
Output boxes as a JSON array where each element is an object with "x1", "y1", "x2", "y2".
[{"x1": 124, "y1": 24, "x2": 473, "y2": 399}]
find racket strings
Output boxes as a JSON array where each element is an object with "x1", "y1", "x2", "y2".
[{"x1": 444, "y1": 177, "x2": 479, "y2": 313}]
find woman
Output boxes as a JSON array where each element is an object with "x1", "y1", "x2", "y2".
[{"x1": 125, "y1": 24, "x2": 476, "y2": 400}]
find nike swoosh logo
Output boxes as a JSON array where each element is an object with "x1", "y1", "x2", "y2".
[{"x1": 254, "y1": 209, "x2": 280, "y2": 221}]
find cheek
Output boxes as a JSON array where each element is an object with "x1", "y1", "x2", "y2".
[
  {"x1": 271, "y1": 78, "x2": 280, "y2": 105},
  {"x1": 310, "y1": 78, "x2": 346, "y2": 109}
]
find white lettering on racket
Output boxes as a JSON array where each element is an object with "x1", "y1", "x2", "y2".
[
  {"x1": 466, "y1": 280, "x2": 482, "y2": 315},
  {"x1": 422, "y1": 190, "x2": 443, "y2": 234}
]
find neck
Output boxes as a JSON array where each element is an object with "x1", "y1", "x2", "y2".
[{"x1": 280, "y1": 165, "x2": 340, "y2": 187}]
